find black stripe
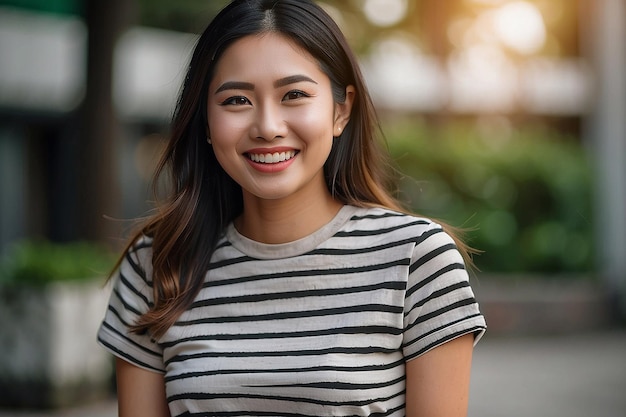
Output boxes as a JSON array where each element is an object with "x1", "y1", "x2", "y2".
[
  {"x1": 405, "y1": 281, "x2": 470, "y2": 313},
  {"x1": 160, "y1": 325, "x2": 402, "y2": 348},
  {"x1": 100, "y1": 320, "x2": 162, "y2": 357},
  {"x1": 209, "y1": 235, "x2": 416, "y2": 269},
  {"x1": 404, "y1": 325, "x2": 486, "y2": 361},
  {"x1": 412, "y1": 227, "x2": 444, "y2": 248},
  {"x1": 131, "y1": 236, "x2": 152, "y2": 252},
  {"x1": 97, "y1": 335, "x2": 163, "y2": 373},
  {"x1": 164, "y1": 346, "x2": 398, "y2": 366},
  {"x1": 176, "y1": 303, "x2": 402, "y2": 326},
  {"x1": 402, "y1": 313, "x2": 483, "y2": 351},
  {"x1": 209, "y1": 255, "x2": 258, "y2": 270},
  {"x1": 405, "y1": 298, "x2": 480, "y2": 334},
  {"x1": 176, "y1": 412, "x2": 314, "y2": 417},
  {"x1": 118, "y1": 270, "x2": 152, "y2": 308},
  {"x1": 350, "y1": 211, "x2": 405, "y2": 221},
  {"x1": 214, "y1": 240, "x2": 232, "y2": 251},
  {"x1": 111, "y1": 287, "x2": 143, "y2": 317},
  {"x1": 124, "y1": 250, "x2": 150, "y2": 285},
  {"x1": 168, "y1": 389, "x2": 403, "y2": 408},
  {"x1": 195, "y1": 279, "x2": 406, "y2": 308},
  {"x1": 165, "y1": 358, "x2": 405, "y2": 383},
  {"x1": 406, "y1": 262, "x2": 466, "y2": 298},
  {"x1": 308, "y1": 236, "x2": 416, "y2": 256},
  {"x1": 106, "y1": 304, "x2": 137, "y2": 328},
  {"x1": 334, "y1": 219, "x2": 431, "y2": 238},
  {"x1": 174, "y1": 400, "x2": 405, "y2": 417},
  {"x1": 410, "y1": 243, "x2": 458, "y2": 273},
  {"x1": 259, "y1": 374, "x2": 405, "y2": 390},
  {"x1": 201, "y1": 259, "x2": 410, "y2": 290}
]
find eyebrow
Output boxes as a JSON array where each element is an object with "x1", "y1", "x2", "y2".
[
  {"x1": 214, "y1": 74, "x2": 317, "y2": 94},
  {"x1": 215, "y1": 81, "x2": 254, "y2": 94},
  {"x1": 274, "y1": 74, "x2": 317, "y2": 88}
]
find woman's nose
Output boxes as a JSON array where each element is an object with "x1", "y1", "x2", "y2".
[{"x1": 251, "y1": 102, "x2": 288, "y2": 141}]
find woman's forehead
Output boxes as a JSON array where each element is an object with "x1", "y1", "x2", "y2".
[{"x1": 210, "y1": 33, "x2": 326, "y2": 85}]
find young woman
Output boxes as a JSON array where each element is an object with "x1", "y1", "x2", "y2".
[{"x1": 98, "y1": 1, "x2": 486, "y2": 416}]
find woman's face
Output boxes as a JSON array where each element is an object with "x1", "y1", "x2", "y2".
[{"x1": 207, "y1": 32, "x2": 353, "y2": 204}]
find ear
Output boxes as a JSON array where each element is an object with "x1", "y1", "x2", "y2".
[{"x1": 333, "y1": 85, "x2": 355, "y2": 135}]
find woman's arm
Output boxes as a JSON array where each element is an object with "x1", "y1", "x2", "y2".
[
  {"x1": 405, "y1": 333, "x2": 475, "y2": 417},
  {"x1": 116, "y1": 358, "x2": 171, "y2": 417}
]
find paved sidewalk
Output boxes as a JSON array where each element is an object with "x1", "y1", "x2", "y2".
[
  {"x1": 469, "y1": 329, "x2": 626, "y2": 417},
  {"x1": 0, "y1": 400, "x2": 116, "y2": 417},
  {"x1": 1, "y1": 330, "x2": 624, "y2": 417}
]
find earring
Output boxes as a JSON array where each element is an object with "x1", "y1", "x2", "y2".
[{"x1": 207, "y1": 136, "x2": 212, "y2": 145}]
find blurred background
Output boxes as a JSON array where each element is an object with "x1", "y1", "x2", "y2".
[{"x1": 0, "y1": 0, "x2": 624, "y2": 415}]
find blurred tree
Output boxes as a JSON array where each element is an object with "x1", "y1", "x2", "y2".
[
  {"x1": 0, "y1": 0, "x2": 79, "y2": 15},
  {"x1": 128, "y1": 0, "x2": 579, "y2": 59},
  {"x1": 76, "y1": 0, "x2": 136, "y2": 243},
  {"x1": 137, "y1": 0, "x2": 229, "y2": 33}
]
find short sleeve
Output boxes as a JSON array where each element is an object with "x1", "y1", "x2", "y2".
[
  {"x1": 402, "y1": 223, "x2": 486, "y2": 361},
  {"x1": 97, "y1": 237, "x2": 165, "y2": 373}
]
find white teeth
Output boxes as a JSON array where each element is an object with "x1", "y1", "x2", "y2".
[{"x1": 249, "y1": 150, "x2": 296, "y2": 164}]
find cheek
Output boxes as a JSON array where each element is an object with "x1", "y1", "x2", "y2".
[
  {"x1": 289, "y1": 103, "x2": 336, "y2": 137},
  {"x1": 208, "y1": 110, "x2": 247, "y2": 145}
]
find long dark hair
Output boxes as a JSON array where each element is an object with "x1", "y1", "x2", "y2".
[{"x1": 123, "y1": 0, "x2": 472, "y2": 338}]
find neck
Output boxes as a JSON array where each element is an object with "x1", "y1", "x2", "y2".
[{"x1": 235, "y1": 190, "x2": 343, "y2": 244}]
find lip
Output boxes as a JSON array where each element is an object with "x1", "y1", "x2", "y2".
[
  {"x1": 245, "y1": 146, "x2": 297, "y2": 154},
  {"x1": 244, "y1": 146, "x2": 299, "y2": 173}
]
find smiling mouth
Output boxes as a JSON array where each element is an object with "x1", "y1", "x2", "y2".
[{"x1": 247, "y1": 150, "x2": 297, "y2": 164}]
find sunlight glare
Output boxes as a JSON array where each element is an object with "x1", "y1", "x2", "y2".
[
  {"x1": 492, "y1": 1, "x2": 546, "y2": 55},
  {"x1": 467, "y1": 0, "x2": 509, "y2": 5},
  {"x1": 363, "y1": 0, "x2": 408, "y2": 27}
]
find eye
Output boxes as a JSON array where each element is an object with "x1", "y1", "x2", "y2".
[
  {"x1": 283, "y1": 90, "x2": 310, "y2": 101},
  {"x1": 221, "y1": 96, "x2": 251, "y2": 106}
]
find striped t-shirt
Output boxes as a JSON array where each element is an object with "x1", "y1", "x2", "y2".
[{"x1": 98, "y1": 205, "x2": 486, "y2": 416}]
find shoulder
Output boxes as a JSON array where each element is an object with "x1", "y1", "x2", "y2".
[
  {"x1": 120, "y1": 234, "x2": 154, "y2": 285},
  {"x1": 344, "y1": 206, "x2": 445, "y2": 240},
  {"x1": 344, "y1": 206, "x2": 462, "y2": 263}
]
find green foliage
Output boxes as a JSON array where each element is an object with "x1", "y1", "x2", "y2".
[
  {"x1": 138, "y1": 0, "x2": 229, "y2": 33},
  {"x1": 386, "y1": 119, "x2": 593, "y2": 274},
  {"x1": 0, "y1": 240, "x2": 116, "y2": 287},
  {"x1": 0, "y1": 0, "x2": 79, "y2": 16}
]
